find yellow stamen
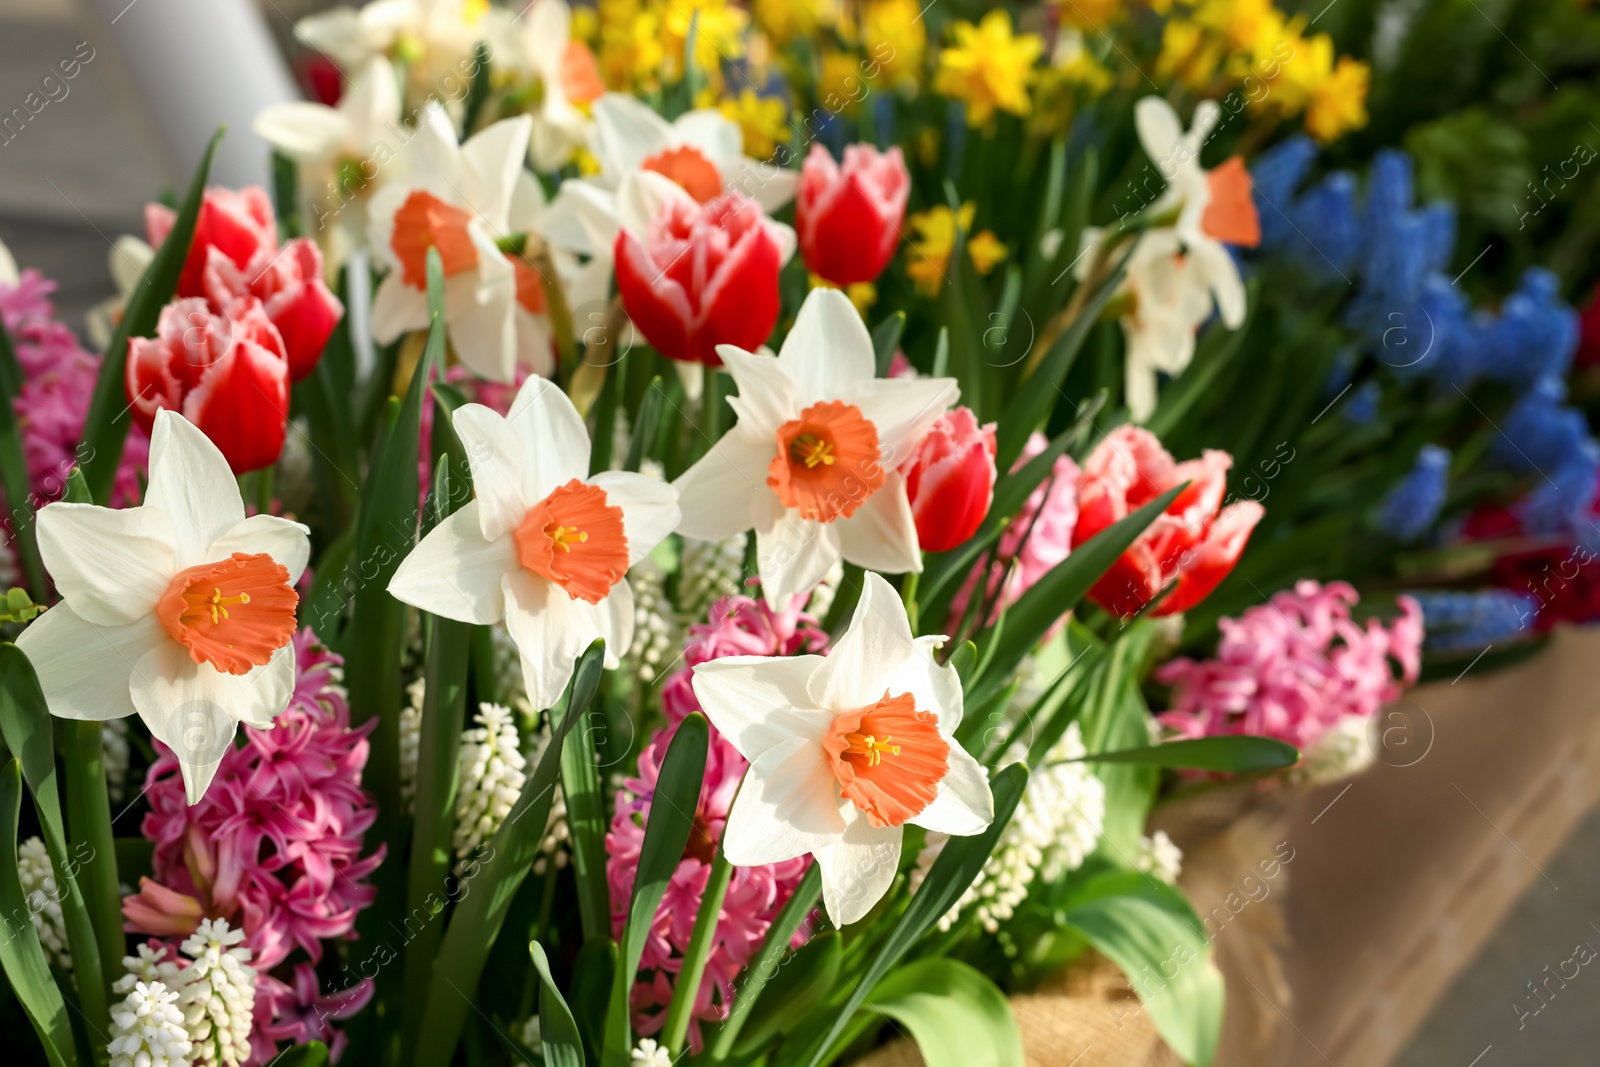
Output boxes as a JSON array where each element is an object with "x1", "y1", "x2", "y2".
[
  {"x1": 791, "y1": 434, "x2": 836, "y2": 468},
  {"x1": 845, "y1": 732, "x2": 900, "y2": 767},
  {"x1": 203, "y1": 588, "x2": 251, "y2": 625},
  {"x1": 548, "y1": 525, "x2": 589, "y2": 553}
]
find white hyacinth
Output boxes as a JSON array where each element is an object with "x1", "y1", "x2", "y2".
[
  {"x1": 454, "y1": 702, "x2": 528, "y2": 863},
  {"x1": 631, "y1": 1037, "x2": 673, "y2": 1067},
  {"x1": 518, "y1": 1015, "x2": 542, "y2": 1050},
  {"x1": 1291, "y1": 713, "x2": 1377, "y2": 787},
  {"x1": 626, "y1": 551, "x2": 676, "y2": 683},
  {"x1": 1131, "y1": 830, "x2": 1184, "y2": 884},
  {"x1": 108, "y1": 980, "x2": 193, "y2": 1067},
  {"x1": 102, "y1": 716, "x2": 131, "y2": 804},
  {"x1": 18, "y1": 836, "x2": 70, "y2": 971},
  {"x1": 678, "y1": 535, "x2": 746, "y2": 621},
  {"x1": 179, "y1": 918, "x2": 256, "y2": 1067},
  {"x1": 912, "y1": 723, "x2": 1106, "y2": 934},
  {"x1": 400, "y1": 676, "x2": 425, "y2": 812},
  {"x1": 115, "y1": 943, "x2": 181, "y2": 993}
]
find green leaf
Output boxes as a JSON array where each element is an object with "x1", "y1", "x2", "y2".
[
  {"x1": 0, "y1": 315, "x2": 46, "y2": 598},
  {"x1": 411, "y1": 640, "x2": 605, "y2": 1067},
  {"x1": 0, "y1": 758, "x2": 77, "y2": 1067},
  {"x1": 872, "y1": 311, "x2": 906, "y2": 377},
  {"x1": 1075, "y1": 736, "x2": 1299, "y2": 773},
  {"x1": 624, "y1": 376, "x2": 664, "y2": 474},
  {"x1": 529, "y1": 942, "x2": 584, "y2": 1067},
  {"x1": 1062, "y1": 891, "x2": 1223, "y2": 1066},
  {"x1": 462, "y1": 42, "x2": 492, "y2": 133},
  {"x1": 706, "y1": 863, "x2": 822, "y2": 1061},
  {"x1": 273, "y1": 1041, "x2": 331, "y2": 1067},
  {"x1": 732, "y1": 931, "x2": 840, "y2": 1059},
  {"x1": 81, "y1": 126, "x2": 225, "y2": 501},
  {"x1": 966, "y1": 484, "x2": 1184, "y2": 709},
  {"x1": 59, "y1": 720, "x2": 123, "y2": 1010},
  {"x1": 865, "y1": 959, "x2": 1022, "y2": 1067},
  {"x1": 560, "y1": 692, "x2": 611, "y2": 944},
  {"x1": 602, "y1": 714, "x2": 709, "y2": 1067},
  {"x1": 663, "y1": 848, "x2": 732, "y2": 1054},
  {"x1": 0, "y1": 645, "x2": 108, "y2": 1040},
  {"x1": 569, "y1": 938, "x2": 616, "y2": 1064},
  {"x1": 797, "y1": 763, "x2": 1030, "y2": 1067}
]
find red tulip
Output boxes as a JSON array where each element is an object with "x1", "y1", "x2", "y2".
[
  {"x1": 901, "y1": 407, "x2": 997, "y2": 552},
  {"x1": 614, "y1": 192, "x2": 783, "y2": 366},
  {"x1": 149, "y1": 186, "x2": 342, "y2": 380},
  {"x1": 204, "y1": 240, "x2": 343, "y2": 382},
  {"x1": 795, "y1": 143, "x2": 910, "y2": 287},
  {"x1": 126, "y1": 297, "x2": 291, "y2": 474},
  {"x1": 1073, "y1": 425, "x2": 1262, "y2": 618}
]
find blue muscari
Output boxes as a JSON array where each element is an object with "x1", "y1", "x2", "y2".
[
  {"x1": 1343, "y1": 380, "x2": 1381, "y2": 423},
  {"x1": 1378, "y1": 445, "x2": 1451, "y2": 542},
  {"x1": 1406, "y1": 589, "x2": 1539, "y2": 652}
]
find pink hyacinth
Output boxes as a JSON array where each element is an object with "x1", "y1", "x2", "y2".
[
  {"x1": 609, "y1": 592, "x2": 827, "y2": 1049},
  {"x1": 126, "y1": 629, "x2": 383, "y2": 1063},
  {"x1": 0, "y1": 268, "x2": 148, "y2": 511},
  {"x1": 950, "y1": 431, "x2": 1079, "y2": 626},
  {"x1": 1156, "y1": 580, "x2": 1424, "y2": 752}
]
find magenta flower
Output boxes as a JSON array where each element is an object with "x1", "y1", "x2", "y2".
[
  {"x1": 254, "y1": 963, "x2": 375, "y2": 1063},
  {"x1": 608, "y1": 592, "x2": 827, "y2": 1049},
  {"x1": 1156, "y1": 580, "x2": 1424, "y2": 752},
  {"x1": 126, "y1": 629, "x2": 382, "y2": 1062},
  {"x1": 0, "y1": 267, "x2": 148, "y2": 511},
  {"x1": 950, "y1": 431, "x2": 1079, "y2": 626}
]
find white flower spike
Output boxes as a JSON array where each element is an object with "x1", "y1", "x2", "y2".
[
  {"x1": 17, "y1": 410, "x2": 310, "y2": 805},
  {"x1": 388, "y1": 376, "x2": 680, "y2": 710},
  {"x1": 692, "y1": 572, "x2": 994, "y2": 926},
  {"x1": 673, "y1": 287, "x2": 957, "y2": 608}
]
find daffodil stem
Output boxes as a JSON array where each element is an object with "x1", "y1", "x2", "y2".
[
  {"x1": 706, "y1": 862, "x2": 823, "y2": 1062},
  {"x1": 662, "y1": 848, "x2": 732, "y2": 1056},
  {"x1": 59, "y1": 720, "x2": 122, "y2": 1010}
]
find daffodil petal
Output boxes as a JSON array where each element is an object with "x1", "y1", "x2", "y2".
[
  {"x1": 778, "y1": 288, "x2": 876, "y2": 405},
  {"x1": 756, "y1": 509, "x2": 842, "y2": 610},
  {"x1": 36, "y1": 502, "x2": 177, "y2": 626},
  {"x1": 144, "y1": 409, "x2": 246, "y2": 569},
  {"x1": 690, "y1": 654, "x2": 833, "y2": 760},
  {"x1": 836, "y1": 473, "x2": 922, "y2": 575},
  {"x1": 808, "y1": 571, "x2": 914, "y2": 713},
  {"x1": 503, "y1": 570, "x2": 630, "y2": 711},
  {"x1": 673, "y1": 433, "x2": 774, "y2": 541},
  {"x1": 209, "y1": 514, "x2": 312, "y2": 586},
  {"x1": 14, "y1": 604, "x2": 160, "y2": 721},
  {"x1": 389, "y1": 500, "x2": 516, "y2": 625},
  {"x1": 814, "y1": 808, "x2": 901, "y2": 927},
  {"x1": 722, "y1": 735, "x2": 847, "y2": 866},
  {"x1": 911, "y1": 745, "x2": 994, "y2": 837}
]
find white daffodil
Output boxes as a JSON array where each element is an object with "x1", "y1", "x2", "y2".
[
  {"x1": 253, "y1": 55, "x2": 403, "y2": 259},
  {"x1": 1083, "y1": 96, "x2": 1257, "y2": 422},
  {"x1": 539, "y1": 93, "x2": 797, "y2": 295},
  {"x1": 692, "y1": 572, "x2": 994, "y2": 926},
  {"x1": 483, "y1": 0, "x2": 603, "y2": 172},
  {"x1": 16, "y1": 411, "x2": 310, "y2": 805},
  {"x1": 673, "y1": 288, "x2": 955, "y2": 608},
  {"x1": 388, "y1": 376, "x2": 680, "y2": 710},
  {"x1": 368, "y1": 104, "x2": 560, "y2": 380},
  {"x1": 295, "y1": 0, "x2": 487, "y2": 117}
]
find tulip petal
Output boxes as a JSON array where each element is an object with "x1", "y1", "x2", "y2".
[
  {"x1": 672, "y1": 433, "x2": 773, "y2": 541},
  {"x1": 911, "y1": 745, "x2": 994, "y2": 837},
  {"x1": 144, "y1": 409, "x2": 248, "y2": 568},
  {"x1": 209, "y1": 514, "x2": 312, "y2": 585},
  {"x1": 131, "y1": 641, "x2": 296, "y2": 804},
  {"x1": 717, "y1": 346, "x2": 798, "y2": 440},
  {"x1": 778, "y1": 288, "x2": 875, "y2": 405},
  {"x1": 14, "y1": 605, "x2": 160, "y2": 721},
  {"x1": 836, "y1": 472, "x2": 922, "y2": 575},
  {"x1": 457, "y1": 377, "x2": 590, "y2": 542},
  {"x1": 808, "y1": 571, "x2": 915, "y2": 713},
  {"x1": 756, "y1": 508, "x2": 842, "y2": 610},
  {"x1": 503, "y1": 570, "x2": 631, "y2": 711},
  {"x1": 37, "y1": 502, "x2": 177, "y2": 626},
  {"x1": 690, "y1": 654, "x2": 834, "y2": 760},
  {"x1": 723, "y1": 735, "x2": 848, "y2": 867},
  {"x1": 589, "y1": 471, "x2": 681, "y2": 567},
  {"x1": 814, "y1": 808, "x2": 901, "y2": 927},
  {"x1": 389, "y1": 501, "x2": 517, "y2": 625}
]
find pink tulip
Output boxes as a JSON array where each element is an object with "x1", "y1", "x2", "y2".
[
  {"x1": 795, "y1": 143, "x2": 911, "y2": 287},
  {"x1": 900, "y1": 406, "x2": 997, "y2": 553},
  {"x1": 204, "y1": 240, "x2": 342, "y2": 382},
  {"x1": 147, "y1": 186, "x2": 277, "y2": 301},
  {"x1": 614, "y1": 193, "x2": 783, "y2": 366}
]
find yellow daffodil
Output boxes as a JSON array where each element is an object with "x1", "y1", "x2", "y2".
[
  {"x1": 1054, "y1": 0, "x2": 1127, "y2": 31},
  {"x1": 752, "y1": 0, "x2": 833, "y2": 45},
  {"x1": 719, "y1": 88, "x2": 790, "y2": 159},
  {"x1": 906, "y1": 203, "x2": 1006, "y2": 296},
  {"x1": 1305, "y1": 54, "x2": 1370, "y2": 141},
  {"x1": 933, "y1": 10, "x2": 1043, "y2": 126},
  {"x1": 1155, "y1": 18, "x2": 1223, "y2": 90},
  {"x1": 1195, "y1": 0, "x2": 1280, "y2": 51},
  {"x1": 598, "y1": 0, "x2": 665, "y2": 91},
  {"x1": 967, "y1": 231, "x2": 1008, "y2": 274},
  {"x1": 809, "y1": 272, "x2": 879, "y2": 314},
  {"x1": 857, "y1": 0, "x2": 927, "y2": 87},
  {"x1": 662, "y1": 0, "x2": 748, "y2": 85}
]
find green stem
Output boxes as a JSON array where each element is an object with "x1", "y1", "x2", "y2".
[
  {"x1": 59, "y1": 722, "x2": 121, "y2": 1008},
  {"x1": 662, "y1": 850, "x2": 732, "y2": 1055},
  {"x1": 706, "y1": 864, "x2": 822, "y2": 1062}
]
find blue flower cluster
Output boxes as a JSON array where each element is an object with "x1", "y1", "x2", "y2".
[
  {"x1": 1378, "y1": 445, "x2": 1451, "y2": 542},
  {"x1": 1253, "y1": 136, "x2": 1594, "y2": 543},
  {"x1": 1406, "y1": 589, "x2": 1539, "y2": 653}
]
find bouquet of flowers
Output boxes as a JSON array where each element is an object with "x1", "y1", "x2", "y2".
[{"x1": 0, "y1": 1, "x2": 1589, "y2": 1066}]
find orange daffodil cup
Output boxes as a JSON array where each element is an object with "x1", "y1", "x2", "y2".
[
  {"x1": 16, "y1": 410, "x2": 310, "y2": 805},
  {"x1": 673, "y1": 288, "x2": 959, "y2": 607},
  {"x1": 692, "y1": 572, "x2": 994, "y2": 926},
  {"x1": 387, "y1": 377, "x2": 680, "y2": 710}
]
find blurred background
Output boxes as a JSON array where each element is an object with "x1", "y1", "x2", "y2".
[{"x1": 1, "y1": 0, "x2": 1597, "y2": 1063}]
